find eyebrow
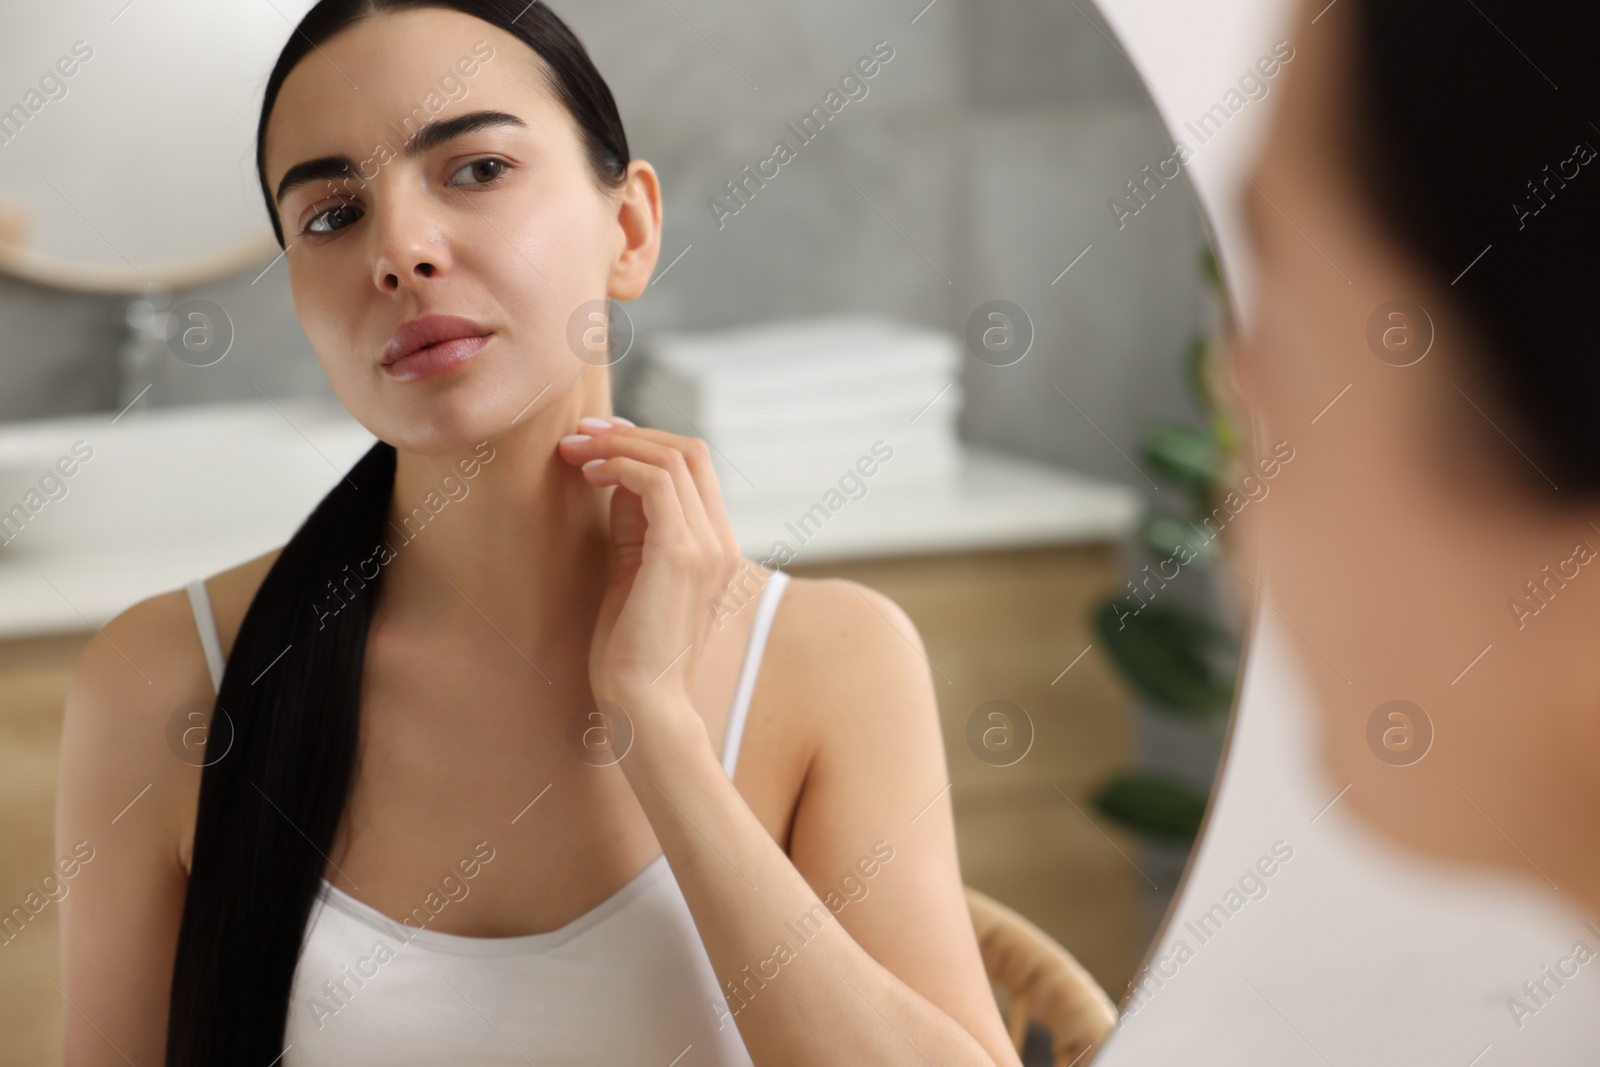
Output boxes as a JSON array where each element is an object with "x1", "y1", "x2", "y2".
[{"x1": 274, "y1": 109, "x2": 528, "y2": 206}]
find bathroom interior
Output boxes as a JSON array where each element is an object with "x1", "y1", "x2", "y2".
[
  {"x1": 0, "y1": 2, "x2": 1224, "y2": 1061},
  {"x1": 28, "y1": 0, "x2": 1582, "y2": 1063}
]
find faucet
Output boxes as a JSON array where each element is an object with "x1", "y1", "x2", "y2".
[{"x1": 115, "y1": 284, "x2": 175, "y2": 413}]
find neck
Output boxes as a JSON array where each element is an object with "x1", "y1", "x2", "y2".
[{"x1": 374, "y1": 368, "x2": 616, "y2": 650}]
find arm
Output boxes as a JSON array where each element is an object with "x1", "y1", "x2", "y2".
[
  {"x1": 619, "y1": 580, "x2": 1024, "y2": 1066},
  {"x1": 558, "y1": 421, "x2": 1022, "y2": 1066},
  {"x1": 55, "y1": 595, "x2": 199, "y2": 1065}
]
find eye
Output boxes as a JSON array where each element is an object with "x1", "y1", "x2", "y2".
[
  {"x1": 303, "y1": 199, "x2": 363, "y2": 237},
  {"x1": 447, "y1": 157, "x2": 508, "y2": 187}
]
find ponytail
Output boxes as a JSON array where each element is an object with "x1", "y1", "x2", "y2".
[{"x1": 167, "y1": 441, "x2": 394, "y2": 1063}]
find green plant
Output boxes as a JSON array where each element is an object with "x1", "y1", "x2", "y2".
[{"x1": 1089, "y1": 245, "x2": 1238, "y2": 847}]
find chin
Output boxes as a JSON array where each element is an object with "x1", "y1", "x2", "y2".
[{"x1": 364, "y1": 393, "x2": 511, "y2": 457}]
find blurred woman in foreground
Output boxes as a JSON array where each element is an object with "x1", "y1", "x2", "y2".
[{"x1": 1228, "y1": 0, "x2": 1600, "y2": 912}]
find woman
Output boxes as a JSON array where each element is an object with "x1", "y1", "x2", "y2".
[
  {"x1": 1226, "y1": 0, "x2": 1600, "y2": 915},
  {"x1": 54, "y1": 3, "x2": 1023, "y2": 1064}
]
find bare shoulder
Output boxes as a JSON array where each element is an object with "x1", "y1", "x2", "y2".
[
  {"x1": 759, "y1": 571, "x2": 937, "y2": 760},
  {"x1": 66, "y1": 545, "x2": 283, "y2": 712},
  {"x1": 765, "y1": 571, "x2": 929, "y2": 680},
  {"x1": 202, "y1": 546, "x2": 284, "y2": 656},
  {"x1": 59, "y1": 547, "x2": 284, "y2": 846}
]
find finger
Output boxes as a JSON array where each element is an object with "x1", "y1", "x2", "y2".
[
  {"x1": 565, "y1": 432, "x2": 711, "y2": 543},
  {"x1": 577, "y1": 453, "x2": 699, "y2": 557},
  {"x1": 569, "y1": 425, "x2": 739, "y2": 573},
  {"x1": 562, "y1": 432, "x2": 717, "y2": 548},
  {"x1": 633, "y1": 430, "x2": 737, "y2": 555}
]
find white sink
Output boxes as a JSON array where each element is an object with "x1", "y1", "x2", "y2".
[{"x1": 0, "y1": 400, "x2": 376, "y2": 637}]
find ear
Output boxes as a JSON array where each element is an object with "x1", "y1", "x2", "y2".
[{"x1": 606, "y1": 160, "x2": 663, "y2": 301}]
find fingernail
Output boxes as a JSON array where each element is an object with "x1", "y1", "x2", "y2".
[
  {"x1": 560, "y1": 434, "x2": 591, "y2": 445},
  {"x1": 581, "y1": 458, "x2": 605, "y2": 470},
  {"x1": 611, "y1": 416, "x2": 636, "y2": 427},
  {"x1": 577, "y1": 416, "x2": 613, "y2": 432}
]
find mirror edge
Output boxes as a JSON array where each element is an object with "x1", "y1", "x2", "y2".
[{"x1": 0, "y1": 233, "x2": 282, "y2": 295}]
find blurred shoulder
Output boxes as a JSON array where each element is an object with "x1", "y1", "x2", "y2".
[
  {"x1": 759, "y1": 567, "x2": 933, "y2": 710},
  {"x1": 60, "y1": 547, "x2": 284, "y2": 840},
  {"x1": 766, "y1": 569, "x2": 920, "y2": 648},
  {"x1": 74, "y1": 545, "x2": 283, "y2": 689}
]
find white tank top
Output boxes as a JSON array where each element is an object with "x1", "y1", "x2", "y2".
[{"x1": 184, "y1": 568, "x2": 791, "y2": 1065}]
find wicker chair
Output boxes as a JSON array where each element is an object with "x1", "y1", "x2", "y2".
[{"x1": 965, "y1": 886, "x2": 1119, "y2": 1066}]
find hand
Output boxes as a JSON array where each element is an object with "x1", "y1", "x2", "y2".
[{"x1": 556, "y1": 416, "x2": 745, "y2": 722}]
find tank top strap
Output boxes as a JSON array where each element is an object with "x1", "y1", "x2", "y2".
[
  {"x1": 185, "y1": 578, "x2": 226, "y2": 696},
  {"x1": 182, "y1": 568, "x2": 792, "y2": 766},
  {"x1": 719, "y1": 569, "x2": 791, "y2": 779}
]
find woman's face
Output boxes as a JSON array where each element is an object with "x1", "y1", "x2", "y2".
[
  {"x1": 262, "y1": 6, "x2": 658, "y2": 454},
  {"x1": 1226, "y1": 1, "x2": 1600, "y2": 883}
]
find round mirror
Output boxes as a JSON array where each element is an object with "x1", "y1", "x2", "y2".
[
  {"x1": 0, "y1": 0, "x2": 316, "y2": 293},
  {"x1": 0, "y1": 2, "x2": 1237, "y2": 1063}
]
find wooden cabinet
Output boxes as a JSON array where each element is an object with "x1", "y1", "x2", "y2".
[{"x1": 0, "y1": 632, "x2": 88, "y2": 1067}]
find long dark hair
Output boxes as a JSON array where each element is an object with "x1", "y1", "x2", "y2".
[
  {"x1": 1351, "y1": 0, "x2": 1600, "y2": 491},
  {"x1": 166, "y1": 3, "x2": 628, "y2": 1061}
]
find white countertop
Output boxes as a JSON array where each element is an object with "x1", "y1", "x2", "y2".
[{"x1": 0, "y1": 400, "x2": 1140, "y2": 640}]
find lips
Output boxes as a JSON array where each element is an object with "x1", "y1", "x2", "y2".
[{"x1": 381, "y1": 314, "x2": 492, "y2": 367}]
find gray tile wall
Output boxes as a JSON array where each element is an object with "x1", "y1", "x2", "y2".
[{"x1": 0, "y1": 270, "x2": 126, "y2": 420}]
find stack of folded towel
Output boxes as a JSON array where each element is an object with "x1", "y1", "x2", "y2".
[{"x1": 627, "y1": 314, "x2": 964, "y2": 498}]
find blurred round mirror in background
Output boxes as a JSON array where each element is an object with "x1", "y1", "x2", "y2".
[{"x1": 0, "y1": 0, "x2": 317, "y2": 293}]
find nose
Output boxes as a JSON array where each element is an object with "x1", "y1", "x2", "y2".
[
  {"x1": 370, "y1": 191, "x2": 453, "y2": 294},
  {"x1": 380, "y1": 259, "x2": 436, "y2": 289},
  {"x1": 374, "y1": 242, "x2": 446, "y2": 293}
]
